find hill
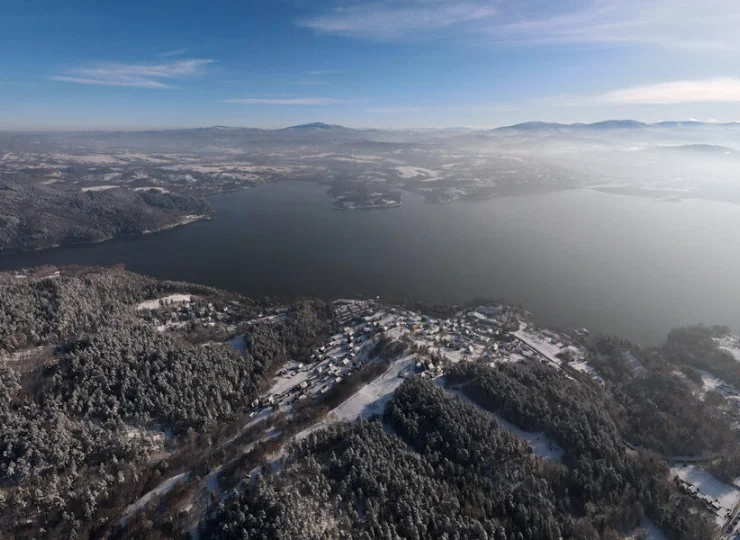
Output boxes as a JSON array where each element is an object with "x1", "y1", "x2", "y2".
[{"x1": 0, "y1": 265, "x2": 732, "y2": 539}]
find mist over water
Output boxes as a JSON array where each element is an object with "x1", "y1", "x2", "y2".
[{"x1": 1, "y1": 181, "x2": 738, "y2": 345}]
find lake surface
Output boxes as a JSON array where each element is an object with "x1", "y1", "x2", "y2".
[{"x1": 1, "y1": 181, "x2": 739, "y2": 345}]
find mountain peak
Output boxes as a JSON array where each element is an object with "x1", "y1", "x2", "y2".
[
  {"x1": 494, "y1": 121, "x2": 567, "y2": 132},
  {"x1": 587, "y1": 120, "x2": 647, "y2": 129},
  {"x1": 285, "y1": 122, "x2": 343, "y2": 130}
]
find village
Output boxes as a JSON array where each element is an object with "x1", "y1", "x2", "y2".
[
  {"x1": 136, "y1": 293, "x2": 591, "y2": 417},
  {"x1": 135, "y1": 294, "x2": 740, "y2": 540},
  {"x1": 239, "y1": 298, "x2": 592, "y2": 418}
]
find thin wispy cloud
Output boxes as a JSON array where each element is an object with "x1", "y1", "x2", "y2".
[
  {"x1": 371, "y1": 106, "x2": 421, "y2": 113},
  {"x1": 298, "y1": 0, "x2": 739, "y2": 50},
  {"x1": 298, "y1": 0, "x2": 497, "y2": 40},
  {"x1": 296, "y1": 69, "x2": 337, "y2": 86},
  {"x1": 594, "y1": 78, "x2": 740, "y2": 105},
  {"x1": 224, "y1": 97, "x2": 340, "y2": 105},
  {"x1": 492, "y1": 0, "x2": 740, "y2": 50},
  {"x1": 157, "y1": 49, "x2": 187, "y2": 58},
  {"x1": 51, "y1": 59, "x2": 213, "y2": 88}
]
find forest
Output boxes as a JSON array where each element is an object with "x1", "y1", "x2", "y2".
[
  {"x1": 0, "y1": 171, "x2": 211, "y2": 252},
  {"x1": 201, "y1": 375, "x2": 716, "y2": 540},
  {"x1": 586, "y1": 333, "x2": 738, "y2": 457},
  {"x1": 445, "y1": 362, "x2": 716, "y2": 540},
  {"x1": 0, "y1": 266, "x2": 330, "y2": 539}
]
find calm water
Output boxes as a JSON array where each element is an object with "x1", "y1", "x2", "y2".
[{"x1": 2, "y1": 181, "x2": 739, "y2": 345}]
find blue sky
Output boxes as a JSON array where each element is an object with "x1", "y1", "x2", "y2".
[{"x1": 2, "y1": 0, "x2": 740, "y2": 130}]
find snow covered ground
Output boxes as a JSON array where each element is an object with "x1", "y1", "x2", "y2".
[
  {"x1": 491, "y1": 411, "x2": 564, "y2": 461},
  {"x1": 698, "y1": 370, "x2": 740, "y2": 407},
  {"x1": 133, "y1": 186, "x2": 170, "y2": 193},
  {"x1": 291, "y1": 356, "x2": 415, "y2": 443},
  {"x1": 136, "y1": 294, "x2": 193, "y2": 310},
  {"x1": 52, "y1": 153, "x2": 123, "y2": 164},
  {"x1": 715, "y1": 336, "x2": 740, "y2": 363},
  {"x1": 513, "y1": 328, "x2": 563, "y2": 367},
  {"x1": 5, "y1": 345, "x2": 50, "y2": 365},
  {"x1": 394, "y1": 166, "x2": 441, "y2": 181},
  {"x1": 268, "y1": 364, "x2": 312, "y2": 396},
  {"x1": 570, "y1": 359, "x2": 604, "y2": 382},
  {"x1": 333, "y1": 356, "x2": 415, "y2": 422},
  {"x1": 120, "y1": 471, "x2": 191, "y2": 526},
  {"x1": 671, "y1": 464, "x2": 740, "y2": 526},
  {"x1": 80, "y1": 185, "x2": 119, "y2": 192}
]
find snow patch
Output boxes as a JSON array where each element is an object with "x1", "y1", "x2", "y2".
[
  {"x1": 394, "y1": 166, "x2": 441, "y2": 181},
  {"x1": 715, "y1": 336, "x2": 740, "y2": 363},
  {"x1": 81, "y1": 185, "x2": 119, "y2": 192},
  {"x1": 136, "y1": 294, "x2": 193, "y2": 311},
  {"x1": 120, "y1": 471, "x2": 191, "y2": 526}
]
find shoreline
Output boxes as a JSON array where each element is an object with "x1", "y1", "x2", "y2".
[{"x1": 0, "y1": 213, "x2": 213, "y2": 257}]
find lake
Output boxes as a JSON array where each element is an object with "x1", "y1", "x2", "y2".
[{"x1": 1, "y1": 181, "x2": 739, "y2": 345}]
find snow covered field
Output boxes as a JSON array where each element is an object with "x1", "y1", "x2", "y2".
[
  {"x1": 80, "y1": 185, "x2": 119, "y2": 192},
  {"x1": 333, "y1": 356, "x2": 414, "y2": 422},
  {"x1": 268, "y1": 366, "x2": 311, "y2": 396},
  {"x1": 394, "y1": 166, "x2": 441, "y2": 181},
  {"x1": 136, "y1": 294, "x2": 193, "y2": 310}
]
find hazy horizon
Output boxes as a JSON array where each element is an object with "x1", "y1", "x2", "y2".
[{"x1": 4, "y1": 118, "x2": 740, "y2": 134}]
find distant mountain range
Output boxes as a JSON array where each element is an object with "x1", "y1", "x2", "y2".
[
  {"x1": 283, "y1": 119, "x2": 740, "y2": 133},
  {"x1": 6, "y1": 120, "x2": 740, "y2": 137},
  {"x1": 492, "y1": 120, "x2": 740, "y2": 133},
  {"x1": 5, "y1": 120, "x2": 740, "y2": 154}
]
